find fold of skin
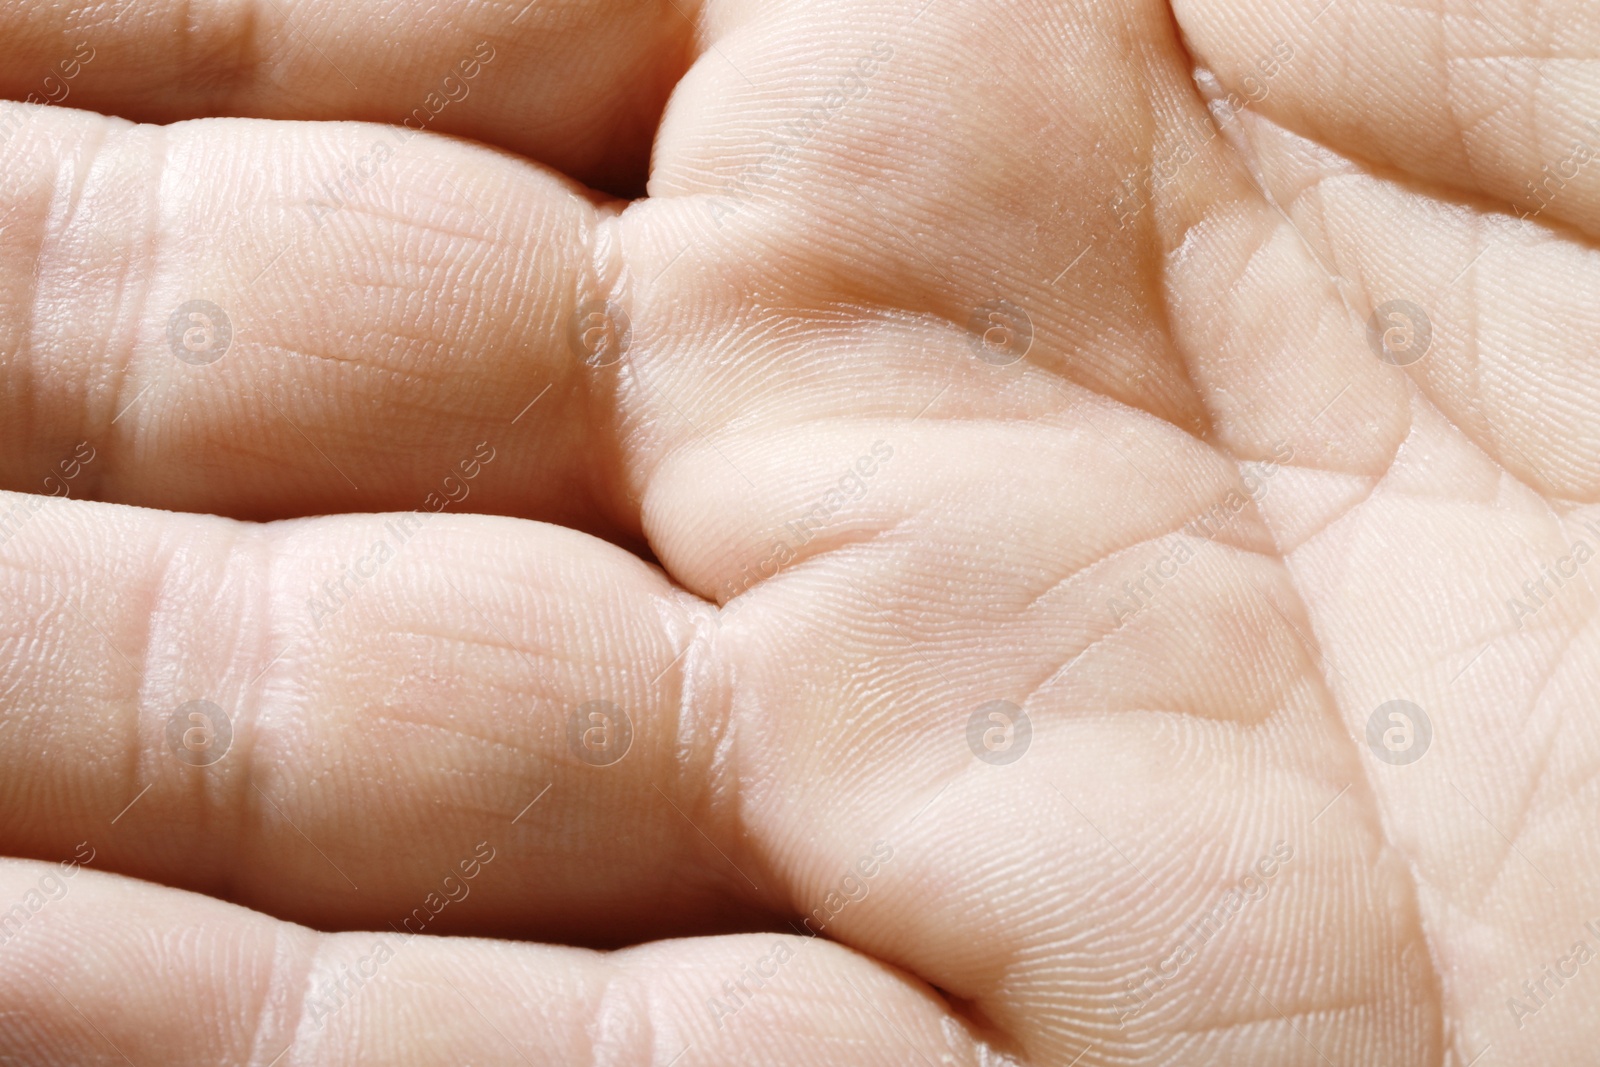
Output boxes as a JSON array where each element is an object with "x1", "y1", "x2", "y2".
[{"x1": 2, "y1": 0, "x2": 1599, "y2": 1062}]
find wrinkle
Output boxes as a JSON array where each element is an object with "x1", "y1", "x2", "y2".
[
  {"x1": 245, "y1": 921, "x2": 316, "y2": 1067},
  {"x1": 99, "y1": 123, "x2": 169, "y2": 491}
]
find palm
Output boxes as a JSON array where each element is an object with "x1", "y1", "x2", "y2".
[{"x1": 2, "y1": 0, "x2": 1594, "y2": 1063}]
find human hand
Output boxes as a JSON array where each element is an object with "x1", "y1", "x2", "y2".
[{"x1": 1, "y1": 0, "x2": 1596, "y2": 1063}]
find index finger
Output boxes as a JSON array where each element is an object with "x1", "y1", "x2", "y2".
[{"x1": 0, "y1": 0, "x2": 698, "y2": 193}]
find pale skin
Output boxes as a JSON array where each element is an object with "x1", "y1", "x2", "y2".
[{"x1": 0, "y1": 0, "x2": 1596, "y2": 1063}]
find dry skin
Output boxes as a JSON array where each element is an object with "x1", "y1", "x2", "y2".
[{"x1": 1, "y1": 0, "x2": 1599, "y2": 1063}]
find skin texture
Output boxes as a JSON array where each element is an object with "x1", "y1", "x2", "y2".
[{"x1": 0, "y1": 0, "x2": 1597, "y2": 1062}]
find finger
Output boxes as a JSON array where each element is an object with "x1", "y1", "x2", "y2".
[
  {"x1": 635, "y1": 0, "x2": 1400, "y2": 507},
  {"x1": 0, "y1": 0, "x2": 696, "y2": 193},
  {"x1": 0, "y1": 858, "x2": 997, "y2": 1066},
  {"x1": 0, "y1": 105, "x2": 632, "y2": 534},
  {"x1": 1172, "y1": 0, "x2": 1600, "y2": 237},
  {"x1": 647, "y1": 0, "x2": 1215, "y2": 436},
  {"x1": 0, "y1": 490, "x2": 761, "y2": 945}
]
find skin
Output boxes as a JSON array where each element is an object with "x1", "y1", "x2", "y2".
[{"x1": 0, "y1": 0, "x2": 1596, "y2": 1062}]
